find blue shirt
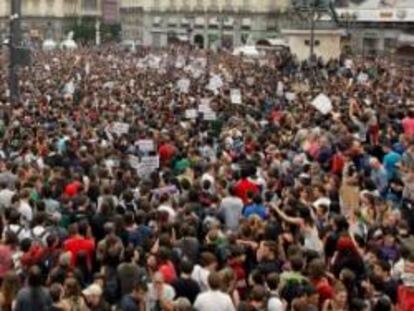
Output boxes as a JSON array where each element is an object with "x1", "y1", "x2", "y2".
[
  {"x1": 383, "y1": 151, "x2": 401, "y2": 180},
  {"x1": 243, "y1": 203, "x2": 267, "y2": 220},
  {"x1": 371, "y1": 167, "x2": 389, "y2": 195}
]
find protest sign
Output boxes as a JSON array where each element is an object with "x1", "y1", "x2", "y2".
[
  {"x1": 311, "y1": 93, "x2": 333, "y2": 115},
  {"x1": 203, "y1": 111, "x2": 217, "y2": 121},
  {"x1": 206, "y1": 75, "x2": 223, "y2": 93},
  {"x1": 137, "y1": 139, "x2": 154, "y2": 152},
  {"x1": 151, "y1": 185, "x2": 178, "y2": 198},
  {"x1": 357, "y1": 72, "x2": 369, "y2": 84},
  {"x1": 185, "y1": 109, "x2": 198, "y2": 119},
  {"x1": 64, "y1": 80, "x2": 75, "y2": 95},
  {"x1": 231, "y1": 89, "x2": 242, "y2": 104},
  {"x1": 198, "y1": 103, "x2": 211, "y2": 113},
  {"x1": 128, "y1": 155, "x2": 140, "y2": 169},
  {"x1": 177, "y1": 78, "x2": 191, "y2": 94},
  {"x1": 277, "y1": 81, "x2": 284, "y2": 97},
  {"x1": 285, "y1": 92, "x2": 296, "y2": 101},
  {"x1": 137, "y1": 155, "x2": 159, "y2": 177},
  {"x1": 112, "y1": 122, "x2": 130, "y2": 136}
]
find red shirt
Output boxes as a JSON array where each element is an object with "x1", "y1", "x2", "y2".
[
  {"x1": 311, "y1": 277, "x2": 334, "y2": 305},
  {"x1": 158, "y1": 261, "x2": 177, "y2": 284},
  {"x1": 64, "y1": 181, "x2": 82, "y2": 198},
  {"x1": 331, "y1": 153, "x2": 344, "y2": 175},
  {"x1": 21, "y1": 245, "x2": 46, "y2": 269},
  {"x1": 159, "y1": 143, "x2": 176, "y2": 165},
  {"x1": 234, "y1": 178, "x2": 259, "y2": 204},
  {"x1": 0, "y1": 245, "x2": 13, "y2": 278},
  {"x1": 402, "y1": 117, "x2": 414, "y2": 137},
  {"x1": 397, "y1": 285, "x2": 414, "y2": 311},
  {"x1": 63, "y1": 235, "x2": 95, "y2": 267}
]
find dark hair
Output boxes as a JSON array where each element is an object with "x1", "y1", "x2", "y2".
[
  {"x1": 266, "y1": 273, "x2": 280, "y2": 291},
  {"x1": 290, "y1": 256, "x2": 304, "y2": 272},
  {"x1": 180, "y1": 259, "x2": 194, "y2": 275},
  {"x1": 375, "y1": 260, "x2": 391, "y2": 273},
  {"x1": 249, "y1": 285, "x2": 266, "y2": 302},
  {"x1": 49, "y1": 283, "x2": 63, "y2": 303},
  {"x1": 28, "y1": 266, "x2": 42, "y2": 288},
  {"x1": 250, "y1": 269, "x2": 265, "y2": 286}
]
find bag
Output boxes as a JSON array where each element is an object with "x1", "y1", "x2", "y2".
[
  {"x1": 5, "y1": 224, "x2": 24, "y2": 239},
  {"x1": 30, "y1": 227, "x2": 48, "y2": 246},
  {"x1": 104, "y1": 266, "x2": 120, "y2": 305}
]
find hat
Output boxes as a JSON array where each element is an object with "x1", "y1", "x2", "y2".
[{"x1": 82, "y1": 284, "x2": 103, "y2": 296}]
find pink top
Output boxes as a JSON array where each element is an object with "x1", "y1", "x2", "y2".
[{"x1": 402, "y1": 117, "x2": 414, "y2": 136}]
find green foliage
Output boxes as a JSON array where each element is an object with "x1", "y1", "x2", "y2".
[{"x1": 65, "y1": 18, "x2": 121, "y2": 44}]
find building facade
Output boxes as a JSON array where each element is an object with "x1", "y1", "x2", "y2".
[
  {"x1": 120, "y1": 0, "x2": 288, "y2": 48},
  {"x1": 0, "y1": 0, "x2": 102, "y2": 41},
  {"x1": 335, "y1": 0, "x2": 414, "y2": 58}
]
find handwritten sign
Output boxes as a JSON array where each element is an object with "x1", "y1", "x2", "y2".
[
  {"x1": 203, "y1": 111, "x2": 217, "y2": 121},
  {"x1": 311, "y1": 93, "x2": 332, "y2": 115},
  {"x1": 177, "y1": 78, "x2": 191, "y2": 94},
  {"x1": 357, "y1": 73, "x2": 368, "y2": 84},
  {"x1": 112, "y1": 122, "x2": 130, "y2": 136},
  {"x1": 285, "y1": 92, "x2": 296, "y2": 101},
  {"x1": 137, "y1": 155, "x2": 159, "y2": 177},
  {"x1": 137, "y1": 139, "x2": 154, "y2": 152},
  {"x1": 185, "y1": 109, "x2": 198, "y2": 119},
  {"x1": 231, "y1": 89, "x2": 242, "y2": 104},
  {"x1": 198, "y1": 103, "x2": 211, "y2": 113}
]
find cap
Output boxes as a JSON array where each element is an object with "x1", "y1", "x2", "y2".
[{"x1": 82, "y1": 284, "x2": 103, "y2": 296}]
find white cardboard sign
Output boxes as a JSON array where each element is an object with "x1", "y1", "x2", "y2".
[
  {"x1": 137, "y1": 139, "x2": 155, "y2": 152},
  {"x1": 311, "y1": 93, "x2": 333, "y2": 115},
  {"x1": 185, "y1": 109, "x2": 198, "y2": 119},
  {"x1": 231, "y1": 89, "x2": 242, "y2": 104},
  {"x1": 112, "y1": 122, "x2": 130, "y2": 136}
]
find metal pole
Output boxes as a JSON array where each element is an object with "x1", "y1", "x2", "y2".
[
  {"x1": 95, "y1": 19, "x2": 101, "y2": 46},
  {"x1": 9, "y1": 0, "x2": 21, "y2": 104},
  {"x1": 309, "y1": 3, "x2": 316, "y2": 60}
]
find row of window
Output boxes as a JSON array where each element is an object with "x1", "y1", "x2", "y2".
[{"x1": 153, "y1": 0, "x2": 252, "y2": 9}]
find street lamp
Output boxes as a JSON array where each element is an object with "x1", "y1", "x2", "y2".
[
  {"x1": 292, "y1": 0, "x2": 332, "y2": 60},
  {"x1": 339, "y1": 11, "x2": 357, "y2": 54},
  {"x1": 9, "y1": 0, "x2": 22, "y2": 104}
]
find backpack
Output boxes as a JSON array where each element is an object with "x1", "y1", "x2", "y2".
[
  {"x1": 30, "y1": 227, "x2": 49, "y2": 246},
  {"x1": 104, "y1": 266, "x2": 120, "y2": 305},
  {"x1": 5, "y1": 224, "x2": 24, "y2": 240}
]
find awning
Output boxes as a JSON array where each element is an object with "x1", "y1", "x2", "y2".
[
  {"x1": 209, "y1": 17, "x2": 219, "y2": 25},
  {"x1": 181, "y1": 18, "x2": 189, "y2": 25},
  {"x1": 242, "y1": 18, "x2": 251, "y2": 27},
  {"x1": 168, "y1": 17, "x2": 178, "y2": 25},
  {"x1": 195, "y1": 17, "x2": 205, "y2": 26},
  {"x1": 398, "y1": 33, "x2": 414, "y2": 45},
  {"x1": 223, "y1": 17, "x2": 234, "y2": 26},
  {"x1": 177, "y1": 35, "x2": 189, "y2": 42}
]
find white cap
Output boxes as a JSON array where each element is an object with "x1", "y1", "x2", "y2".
[{"x1": 82, "y1": 284, "x2": 103, "y2": 296}]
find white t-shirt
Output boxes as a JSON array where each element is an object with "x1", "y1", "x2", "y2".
[
  {"x1": 18, "y1": 200, "x2": 33, "y2": 223},
  {"x1": 191, "y1": 265, "x2": 210, "y2": 292},
  {"x1": 157, "y1": 204, "x2": 176, "y2": 222},
  {"x1": 268, "y1": 295, "x2": 286, "y2": 311},
  {"x1": 194, "y1": 290, "x2": 235, "y2": 311},
  {"x1": 146, "y1": 283, "x2": 175, "y2": 310}
]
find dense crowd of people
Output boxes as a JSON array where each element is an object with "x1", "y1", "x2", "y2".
[{"x1": 0, "y1": 44, "x2": 413, "y2": 311}]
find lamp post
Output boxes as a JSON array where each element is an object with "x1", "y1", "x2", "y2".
[
  {"x1": 292, "y1": 0, "x2": 331, "y2": 60},
  {"x1": 339, "y1": 12, "x2": 357, "y2": 54},
  {"x1": 9, "y1": 0, "x2": 22, "y2": 104}
]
